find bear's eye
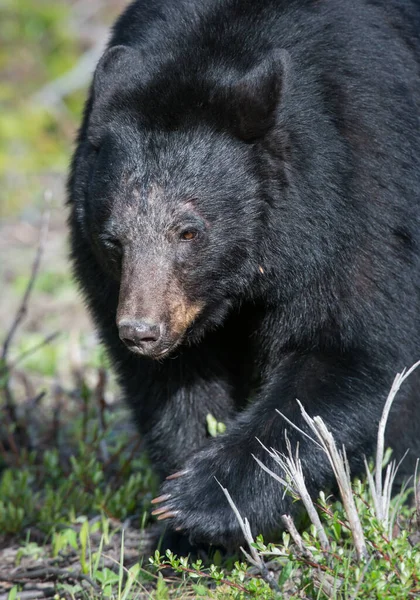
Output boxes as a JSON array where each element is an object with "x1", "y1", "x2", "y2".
[
  {"x1": 102, "y1": 237, "x2": 122, "y2": 254},
  {"x1": 180, "y1": 230, "x2": 198, "y2": 241}
]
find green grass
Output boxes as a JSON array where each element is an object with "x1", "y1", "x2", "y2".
[{"x1": 1, "y1": 330, "x2": 419, "y2": 598}]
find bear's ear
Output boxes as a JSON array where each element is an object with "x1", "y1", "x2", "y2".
[
  {"x1": 223, "y1": 49, "x2": 290, "y2": 141},
  {"x1": 93, "y1": 45, "x2": 139, "y2": 99}
]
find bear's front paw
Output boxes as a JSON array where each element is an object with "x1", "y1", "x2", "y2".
[{"x1": 151, "y1": 446, "x2": 249, "y2": 549}]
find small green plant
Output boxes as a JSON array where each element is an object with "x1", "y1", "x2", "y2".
[
  {"x1": 0, "y1": 430, "x2": 156, "y2": 537},
  {"x1": 206, "y1": 412, "x2": 226, "y2": 437}
]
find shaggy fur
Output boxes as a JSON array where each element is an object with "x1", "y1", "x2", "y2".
[{"x1": 68, "y1": 0, "x2": 420, "y2": 549}]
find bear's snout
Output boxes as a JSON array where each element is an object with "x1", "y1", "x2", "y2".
[{"x1": 118, "y1": 319, "x2": 167, "y2": 357}]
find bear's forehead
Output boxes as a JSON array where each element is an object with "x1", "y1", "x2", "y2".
[{"x1": 109, "y1": 180, "x2": 194, "y2": 234}]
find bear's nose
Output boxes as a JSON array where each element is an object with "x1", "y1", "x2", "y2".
[{"x1": 118, "y1": 320, "x2": 162, "y2": 353}]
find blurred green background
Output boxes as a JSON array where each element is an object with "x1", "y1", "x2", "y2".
[
  {"x1": 0, "y1": 0, "x2": 127, "y2": 217},
  {"x1": 0, "y1": 0, "x2": 128, "y2": 383}
]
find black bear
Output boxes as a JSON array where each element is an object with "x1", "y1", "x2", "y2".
[{"x1": 68, "y1": 0, "x2": 420, "y2": 549}]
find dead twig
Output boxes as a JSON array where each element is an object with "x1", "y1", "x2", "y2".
[
  {"x1": 281, "y1": 514, "x2": 314, "y2": 560},
  {"x1": 217, "y1": 479, "x2": 281, "y2": 594},
  {"x1": 1, "y1": 199, "x2": 51, "y2": 365},
  {"x1": 95, "y1": 367, "x2": 110, "y2": 462},
  {"x1": 281, "y1": 514, "x2": 341, "y2": 598},
  {"x1": 0, "y1": 566, "x2": 100, "y2": 592},
  {"x1": 9, "y1": 332, "x2": 60, "y2": 371},
  {"x1": 0, "y1": 590, "x2": 55, "y2": 600},
  {"x1": 297, "y1": 404, "x2": 368, "y2": 561},
  {"x1": 409, "y1": 458, "x2": 420, "y2": 547},
  {"x1": 0, "y1": 199, "x2": 51, "y2": 451}
]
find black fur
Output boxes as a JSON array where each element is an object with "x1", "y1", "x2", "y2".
[{"x1": 68, "y1": 0, "x2": 420, "y2": 549}]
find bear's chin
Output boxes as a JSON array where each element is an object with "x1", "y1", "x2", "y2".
[{"x1": 124, "y1": 338, "x2": 184, "y2": 360}]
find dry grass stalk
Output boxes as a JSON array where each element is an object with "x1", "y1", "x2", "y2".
[
  {"x1": 388, "y1": 468, "x2": 411, "y2": 540},
  {"x1": 372, "y1": 361, "x2": 420, "y2": 528},
  {"x1": 281, "y1": 514, "x2": 313, "y2": 559},
  {"x1": 296, "y1": 404, "x2": 368, "y2": 560},
  {"x1": 254, "y1": 435, "x2": 330, "y2": 551},
  {"x1": 281, "y1": 515, "x2": 342, "y2": 599},
  {"x1": 260, "y1": 362, "x2": 420, "y2": 562},
  {"x1": 216, "y1": 479, "x2": 280, "y2": 593}
]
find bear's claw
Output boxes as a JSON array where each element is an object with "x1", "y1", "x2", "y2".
[
  {"x1": 151, "y1": 493, "x2": 171, "y2": 504},
  {"x1": 166, "y1": 469, "x2": 189, "y2": 480}
]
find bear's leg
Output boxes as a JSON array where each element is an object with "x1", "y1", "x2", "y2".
[
  {"x1": 152, "y1": 350, "x2": 418, "y2": 548},
  {"x1": 122, "y1": 344, "x2": 240, "y2": 555},
  {"x1": 123, "y1": 342, "x2": 240, "y2": 478}
]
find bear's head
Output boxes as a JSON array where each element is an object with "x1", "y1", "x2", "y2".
[{"x1": 71, "y1": 45, "x2": 288, "y2": 359}]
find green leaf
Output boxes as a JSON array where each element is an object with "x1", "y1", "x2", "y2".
[
  {"x1": 278, "y1": 560, "x2": 294, "y2": 587},
  {"x1": 79, "y1": 519, "x2": 89, "y2": 574},
  {"x1": 7, "y1": 587, "x2": 18, "y2": 600},
  {"x1": 192, "y1": 583, "x2": 209, "y2": 596},
  {"x1": 121, "y1": 563, "x2": 141, "y2": 600}
]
